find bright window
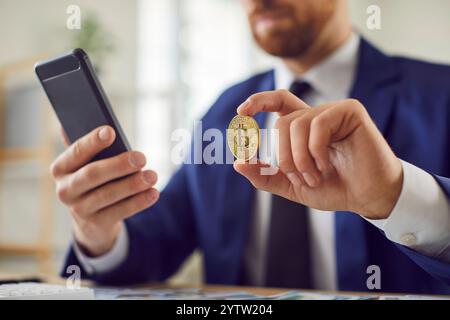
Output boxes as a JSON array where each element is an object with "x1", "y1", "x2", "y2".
[{"x1": 136, "y1": 0, "x2": 272, "y2": 187}]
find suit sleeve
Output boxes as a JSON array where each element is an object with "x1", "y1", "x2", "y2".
[
  {"x1": 384, "y1": 90, "x2": 450, "y2": 286},
  {"x1": 390, "y1": 174, "x2": 450, "y2": 286},
  {"x1": 61, "y1": 164, "x2": 197, "y2": 286}
]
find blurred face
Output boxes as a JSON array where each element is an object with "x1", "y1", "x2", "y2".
[{"x1": 241, "y1": 0, "x2": 341, "y2": 58}]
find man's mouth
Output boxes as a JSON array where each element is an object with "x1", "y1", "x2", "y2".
[{"x1": 252, "y1": 10, "x2": 291, "y2": 29}]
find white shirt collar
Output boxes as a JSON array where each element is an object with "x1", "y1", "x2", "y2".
[{"x1": 274, "y1": 33, "x2": 360, "y2": 102}]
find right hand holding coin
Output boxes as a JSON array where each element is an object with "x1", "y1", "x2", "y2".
[
  {"x1": 51, "y1": 126, "x2": 159, "y2": 257},
  {"x1": 233, "y1": 90, "x2": 403, "y2": 220}
]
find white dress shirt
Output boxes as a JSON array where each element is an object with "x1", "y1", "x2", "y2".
[{"x1": 74, "y1": 34, "x2": 450, "y2": 290}]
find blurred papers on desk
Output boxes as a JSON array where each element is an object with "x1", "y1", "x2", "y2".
[{"x1": 93, "y1": 288, "x2": 450, "y2": 300}]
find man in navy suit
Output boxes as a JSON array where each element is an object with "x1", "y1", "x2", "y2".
[{"x1": 53, "y1": 0, "x2": 450, "y2": 294}]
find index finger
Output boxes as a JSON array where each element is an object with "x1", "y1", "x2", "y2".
[
  {"x1": 237, "y1": 89, "x2": 310, "y2": 117},
  {"x1": 50, "y1": 126, "x2": 116, "y2": 177}
]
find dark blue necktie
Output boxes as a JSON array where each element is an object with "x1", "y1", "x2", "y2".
[{"x1": 265, "y1": 81, "x2": 312, "y2": 289}]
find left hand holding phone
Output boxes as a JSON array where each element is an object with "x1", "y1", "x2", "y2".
[{"x1": 50, "y1": 125, "x2": 160, "y2": 257}]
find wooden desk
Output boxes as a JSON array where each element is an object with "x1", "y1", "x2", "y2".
[
  {"x1": 0, "y1": 272, "x2": 377, "y2": 297},
  {"x1": 0, "y1": 273, "x2": 285, "y2": 295},
  {"x1": 1, "y1": 273, "x2": 447, "y2": 299}
]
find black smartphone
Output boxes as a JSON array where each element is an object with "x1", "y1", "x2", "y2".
[{"x1": 35, "y1": 48, "x2": 130, "y2": 162}]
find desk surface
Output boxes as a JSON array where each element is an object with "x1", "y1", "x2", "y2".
[
  {"x1": 1, "y1": 273, "x2": 447, "y2": 299},
  {"x1": 0, "y1": 272, "x2": 382, "y2": 297}
]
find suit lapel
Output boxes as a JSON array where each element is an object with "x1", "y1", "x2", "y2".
[{"x1": 350, "y1": 38, "x2": 401, "y2": 134}]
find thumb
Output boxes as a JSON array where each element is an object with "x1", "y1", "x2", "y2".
[{"x1": 233, "y1": 160, "x2": 291, "y2": 197}]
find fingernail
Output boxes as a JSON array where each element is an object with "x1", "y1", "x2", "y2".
[
  {"x1": 99, "y1": 127, "x2": 110, "y2": 141},
  {"x1": 302, "y1": 172, "x2": 318, "y2": 188},
  {"x1": 142, "y1": 171, "x2": 155, "y2": 185},
  {"x1": 237, "y1": 100, "x2": 249, "y2": 114},
  {"x1": 286, "y1": 172, "x2": 302, "y2": 187},
  {"x1": 129, "y1": 152, "x2": 146, "y2": 168},
  {"x1": 147, "y1": 190, "x2": 158, "y2": 202}
]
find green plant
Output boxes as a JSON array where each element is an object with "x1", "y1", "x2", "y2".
[{"x1": 72, "y1": 12, "x2": 115, "y2": 69}]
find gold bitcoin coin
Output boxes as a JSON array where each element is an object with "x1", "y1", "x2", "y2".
[{"x1": 227, "y1": 115, "x2": 259, "y2": 161}]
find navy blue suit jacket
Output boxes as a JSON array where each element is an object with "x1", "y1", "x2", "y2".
[{"x1": 64, "y1": 39, "x2": 450, "y2": 294}]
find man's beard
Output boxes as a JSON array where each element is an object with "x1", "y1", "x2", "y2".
[
  {"x1": 246, "y1": 1, "x2": 324, "y2": 58},
  {"x1": 251, "y1": 24, "x2": 316, "y2": 58}
]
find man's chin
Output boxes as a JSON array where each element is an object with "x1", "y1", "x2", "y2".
[{"x1": 254, "y1": 35, "x2": 310, "y2": 58}]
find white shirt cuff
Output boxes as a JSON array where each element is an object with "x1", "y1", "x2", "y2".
[
  {"x1": 73, "y1": 225, "x2": 129, "y2": 275},
  {"x1": 366, "y1": 160, "x2": 450, "y2": 262}
]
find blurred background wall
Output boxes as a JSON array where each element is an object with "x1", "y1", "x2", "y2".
[
  {"x1": 0, "y1": 0, "x2": 138, "y2": 275},
  {"x1": 0, "y1": 0, "x2": 449, "y2": 283}
]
